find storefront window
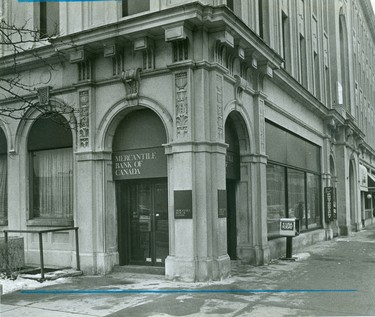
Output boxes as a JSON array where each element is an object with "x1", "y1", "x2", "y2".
[
  {"x1": 266, "y1": 164, "x2": 286, "y2": 237},
  {"x1": 266, "y1": 122, "x2": 322, "y2": 238},
  {"x1": 266, "y1": 164, "x2": 322, "y2": 238},
  {"x1": 307, "y1": 173, "x2": 321, "y2": 228},
  {"x1": 287, "y1": 169, "x2": 305, "y2": 227}
]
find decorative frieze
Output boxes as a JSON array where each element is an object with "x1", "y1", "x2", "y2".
[
  {"x1": 175, "y1": 72, "x2": 189, "y2": 138},
  {"x1": 259, "y1": 99, "x2": 265, "y2": 154},
  {"x1": 79, "y1": 90, "x2": 90, "y2": 148},
  {"x1": 216, "y1": 74, "x2": 224, "y2": 140}
]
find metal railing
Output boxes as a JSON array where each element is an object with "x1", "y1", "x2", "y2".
[{"x1": 3, "y1": 227, "x2": 80, "y2": 280}]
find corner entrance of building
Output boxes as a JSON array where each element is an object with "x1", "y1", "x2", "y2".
[
  {"x1": 112, "y1": 109, "x2": 169, "y2": 267},
  {"x1": 117, "y1": 179, "x2": 168, "y2": 266},
  {"x1": 226, "y1": 180, "x2": 237, "y2": 259},
  {"x1": 225, "y1": 115, "x2": 240, "y2": 260}
]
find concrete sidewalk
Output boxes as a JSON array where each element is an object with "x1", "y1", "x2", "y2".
[{"x1": 1, "y1": 226, "x2": 375, "y2": 317}]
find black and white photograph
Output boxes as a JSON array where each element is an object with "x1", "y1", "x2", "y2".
[{"x1": 1, "y1": 0, "x2": 375, "y2": 316}]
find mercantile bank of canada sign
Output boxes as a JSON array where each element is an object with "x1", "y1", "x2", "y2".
[{"x1": 112, "y1": 147, "x2": 167, "y2": 180}]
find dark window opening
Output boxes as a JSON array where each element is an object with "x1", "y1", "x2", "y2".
[
  {"x1": 227, "y1": 0, "x2": 234, "y2": 11},
  {"x1": 258, "y1": 0, "x2": 264, "y2": 38},
  {"x1": 39, "y1": 1, "x2": 59, "y2": 39},
  {"x1": 122, "y1": 0, "x2": 150, "y2": 17},
  {"x1": 172, "y1": 39, "x2": 189, "y2": 63}
]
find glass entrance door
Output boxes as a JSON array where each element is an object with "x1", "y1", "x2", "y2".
[
  {"x1": 226, "y1": 180, "x2": 237, "y2": 260},
  {"x1": 117, "y1": 179, "x2": 168, "y2": 266}
]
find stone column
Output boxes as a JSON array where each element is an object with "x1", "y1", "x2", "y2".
[
  {"x1": 164, "y1": 67, "x2": 230, "y2": 281},
  {"x1": 335, "y1": 143, "x2": 350, "y2": 235},
  {"x1": 250, "y1": 91, "x2": 270, "y2": 265}
]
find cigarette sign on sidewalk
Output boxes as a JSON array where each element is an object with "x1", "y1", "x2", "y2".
[{"x1": 279, "y1": 218, "x2": 300, "y2": 237}]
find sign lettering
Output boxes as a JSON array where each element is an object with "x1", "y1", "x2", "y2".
[
  {"x1": 112, "y1": 147, "x2": 166, "y2": 180},
  {"x1": 324, "y1": 187, "x2": 337, "y2": 222},
  {"x1": 281, "y1": 221, "x2": 294, "y2": 230},
  {"x1": 279, "y1": 218, "x2": 298, "y2": 236},
  {"x1": 174, "y1": 190, "x2": 193, "y2": 219}
]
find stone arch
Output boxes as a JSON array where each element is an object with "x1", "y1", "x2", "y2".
[
  {"x1": 223, "y1": 105, "x2": 255, "y2": 262},
  {"x1": 97, "y1": 96, "x2": 173, "y2": 152},
  {"x1": 14, "y1": 98, "x2": 77, "y2": 154},
  {"x1": 223, "y1": 101, "x2": 254, "y2": 155}
]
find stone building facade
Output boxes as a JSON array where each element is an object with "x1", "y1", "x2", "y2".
[{"x1": 1, "y1": 0, "x2": 375, "y2": 281}]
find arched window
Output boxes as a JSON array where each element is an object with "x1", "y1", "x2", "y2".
[
  {"x1": 0, "y1": 129, "x2": 7, "y2": 224},
  {"x1": 28, "y1": 114, "x2": 73, "y2": 222}
]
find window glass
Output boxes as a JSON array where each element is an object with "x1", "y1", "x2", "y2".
[
  {"x1": 29, "y1": 114, "x2": 73, "y2": 221},
  {"x1": 266, "y1": 164, "x2": 286, "y2": 237},
  {"x1": 40, "y1": 2, "x2": 59, "y2": 38},
  {"x1": 287, "y1": 169, "x2": 305, "y2": 227},
  {"x1": 31, "y1": 148, "x2": 73, "y2": 219},
  {"x1": 122, "y1": 0, "x2": 149, "y2": 17},
  {"x1": 307, "y1": 173, "x2": 321, "y2": 228},
  {"x1": 227, "y1": 0, "x2": 234, "y2": 10},
  {"x1": 266, "y1": 122, "x2": 321, "y2": 173}
]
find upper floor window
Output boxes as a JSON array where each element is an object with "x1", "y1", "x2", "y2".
[
  {"x1": 227, "y1": 0, "x2": 234, "y2": 11},
  {"x1": 39, "y1": 1, "x2": 59, "y2": 38},
  {"x1": 258, "y1": 0, "x2": 264, "y2": 38},
  {"x1": 122, "y1": 0, "x2": 150, "y2": 17},
  {"x1": 172, "y1": 39, "x2": 189, "y2": 63}
]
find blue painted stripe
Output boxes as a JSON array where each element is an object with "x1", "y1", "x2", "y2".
[{"x1": 20, "y1": 289, "x2": 358, "y2": 295}]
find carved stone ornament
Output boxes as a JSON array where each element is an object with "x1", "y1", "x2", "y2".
[
  {"x1": 122, "y1": 68, "x2": 141, "y2": 100},
  {"x1": 216, "y1": 74, "x2": 224, "y2": 140},
  {"x1": 234, "y1": 75, "x2": 248, "y2": 106},
  {"x1": 37, "y1": 86, "x2": 50, "y2": 106},
  {"x1": 175, "y1": 72, "x2": 188, "y2": 138},
  {"x1": 79, "y1": 90, "x2": 90, "y2": 148}
]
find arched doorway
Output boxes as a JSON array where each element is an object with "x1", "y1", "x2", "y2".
[
  {"x1": 113, "y1": 109, "x2": 168, "y2": 266},
  {"x1": 225, "y1": 115, "x2": 240, "y2": 260}
]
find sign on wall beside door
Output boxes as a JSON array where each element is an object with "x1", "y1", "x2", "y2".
[
  {"x1": 174, "y1": 190, "x2": 192, "y2": 219},
  {"x1": 112, "y1": 147, "x2": 166, "y2": 180},
  {"x1": 324, "y1": 187, "x2": 337, "y2": 222}
]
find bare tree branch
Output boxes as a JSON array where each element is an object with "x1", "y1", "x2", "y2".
[{"x1": 0, "y1": 17, "x2": 77, "y2": 126}]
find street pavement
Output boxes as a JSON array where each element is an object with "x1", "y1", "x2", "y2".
[{"x1": 1, "y1": 225, "x2": 375, "y2": 317}]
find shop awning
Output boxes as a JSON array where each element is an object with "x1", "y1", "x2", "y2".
[
  {"x1": 368, "y1": 173, "x2": 375, "y2": 191},
  {"x1": 360, "y1": 165, "x2": 368, "y2": 191}
]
